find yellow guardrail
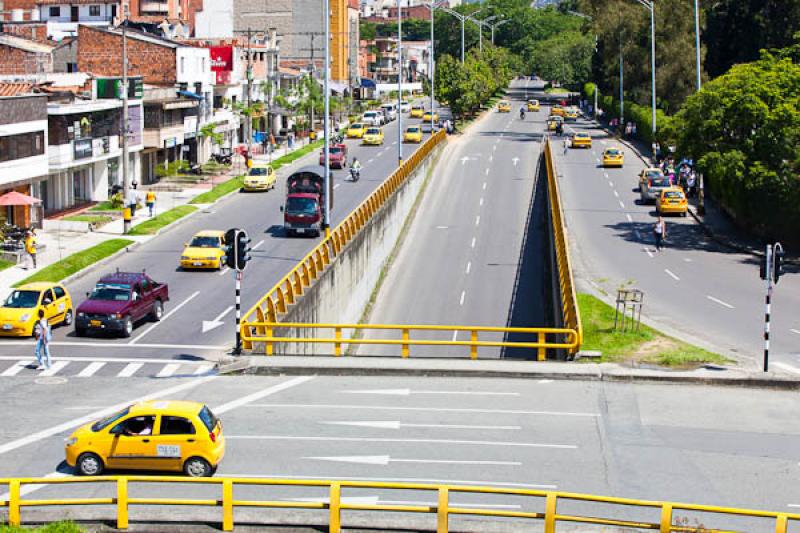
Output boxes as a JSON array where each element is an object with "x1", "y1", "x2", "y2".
[
  {"x1": 241, "y1": 129, "x2": 446, "y2": 350},
  {"x1": 0, "y1": 475, "x2": 796, "y2": 532},
  {"x1": 544, "y1": 137, "x2": 583, "y2": 354},
  {"x1": 241, "y1": 322, "x2": 579, "y2": 360}
]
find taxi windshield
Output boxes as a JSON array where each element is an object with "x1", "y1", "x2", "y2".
[
  {"x1": 3, "y1": 290, "x2": 40, "y2": 308},
  {"x1": 407, "y1": 127, "x2": 420, "y2": 133},
  {"x1": 606, "y1": 150, "x2": 620, "y2": 156},
  {"x1": 248, "y1": 167, "x2": 270, "y2": 176},
  {"x1": 89, "y1": 284, "x2": 131, "y2": 301},
  {"x1": 286, "y1": 197, "x2": 318, "y2": 215},
  {"x1": 349, "y1": 123, "x2": 363, "y2": 129},
  {"x1": 91, "y1": 406, "x2": 130, "y2": 432},
  {"x1": 189, "y1": 236, "x2": 220, "y2": 248}
]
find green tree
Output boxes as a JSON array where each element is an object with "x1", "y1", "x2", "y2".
[{"x1": 530, "y1": 30, "x2": 594, "y2": 89}]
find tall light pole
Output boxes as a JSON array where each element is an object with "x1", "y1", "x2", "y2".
[
  {"x1": 423, "y1": 1, "x2": 444, "y2": 133},
  {"x1": 489, "y1": 18, "x2": 509, "y2": 45},
  {"x1": 439, "y1": 7, "x2": 468, "y2": 63},
  {"x1": 397, "y1": 0, "x2": 403, "y2": 164},
  {"x1": 323, "y1": 0, "x2": 331, "y2": 237},
  {"x1": 635, "y1": 0, "x2": 656, "y2": 140},
  {"x1": 694, "y1": 0, "x2": 701, "y2": 90},
  {"x1": 121, "y1": 20, "x2": 131, "y2": 234},
  {"x1": 475, "y1": 15, "x2": 497, "y2": 52}
]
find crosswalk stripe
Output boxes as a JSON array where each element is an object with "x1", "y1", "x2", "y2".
[
  {"x1": 193, "y1": 364, "x2": 214, "y2": 375},
  {"x1": 156, "y1": 363, "x2": 181, "y2": 377},
  {"x1": 117, "y1": 363, "x2": 143, "y2": 377},
  {"x1": 77, "y1": 362, "x2": 106, "y2": 377},
  {"x1": 1, "y1": 361, "x2": 28, "y2": 376},
  {"x1": 40, "y1": 361, "x2": 69, "y2": 377}
]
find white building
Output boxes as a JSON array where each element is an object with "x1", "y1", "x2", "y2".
[{"x1": 35, "y1": 0, "x2": 119, "y2": 40}]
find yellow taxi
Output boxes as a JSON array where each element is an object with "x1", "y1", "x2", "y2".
[
  {"x1": 242, "y1": 162, "x2": 276, "y2": 192},
  {"x1": 602, "y1": 147, "x2": 624, "y2": 167},
  {"x1": 180, "y1": 230, "x2": 226, "y2": 270},
  {"x1": 564, "y1": 107, "x2": 579, "y2": 121},
  {"x1": 527, "y1": 99, "x2": 540, "y2": 112},
  {"x1": 410, "y1": 105, "x2": 425, "y2": 118},
  {"x1": 422, "y1": 110, "x2": 439, "y2": 122},
  {"x1": 362, "y1": 127, "x2": 384, "y2": 146},
  {"x1": 346, "y1": 122, "x2": 367, "y2": 139},
  {"x1": 497, "y1": 100, "x2": 511, "y2": 113},
  {"x1": 0, "y1": 282, "x2": 73, "y2": 337},
  {"x1": 547, "y1": 116, "x2": 564, "y2": 131},
  {"x1": 65, "y1": 400, "x2": 224, "y2": 477},
  {"x1": 550, "y1": 106, "x2": 565, "y2": 117},
  {"x1": 571, "y1": 132, "x2": 592, "y2": 148},
  {"x1": 403, "y1": 125, "x2": 423, "y2": 143},
  {"x1": 657, "y1": 187, "x2": 689, "y2": 216}
]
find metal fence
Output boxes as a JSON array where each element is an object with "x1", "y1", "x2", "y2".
[{"x1": 1, "y1": 475, "x2": 796, "y2": 532}]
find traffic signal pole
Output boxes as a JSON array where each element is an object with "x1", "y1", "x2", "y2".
[
  {"x1": 225, "y1": 228, "x2": 251, "y2": 355},
  {"x1": 234, "y1": 270, "x2": 242, "y2": 355},
  {"x1": 763, "y1": 244, "x2": 772, "y2": 372}
]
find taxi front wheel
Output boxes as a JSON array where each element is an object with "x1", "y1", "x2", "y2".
[
  {"x1": 184, "y1": 457, "x2": 213, "y2": 477},
  {"x1": 77, "y1": 452, "x2": 104, "y2": 476}
]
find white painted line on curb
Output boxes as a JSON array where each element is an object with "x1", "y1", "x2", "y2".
[
  {"x1": 226, "y1": 435, "x2": 578, "y2": 449},
  {"x1": 707, "y1": 295, "x2": 735, "y2": 309},
  {"x1": 664, "y1": 269, "x2": 680, "y2": 281},
  {"x1": 129, "y1": 290, "x2": 200, "y2": 344},
  {"x1": 77, "y1": 362, "x2": 106, "y2": 377}
]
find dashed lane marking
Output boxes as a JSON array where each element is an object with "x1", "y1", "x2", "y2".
[
  {"x1": 218, "y1": 266, "x2": 229, "y2": 276},
  {"x1": 459, "y1": 291, "x2": 466, "y2": 306},
  {"x1": 471, "y1": 237, "x2": 477, "y2": 248},
  {"x1": 707, "y1": 295, "x2": 735, "y2": 309},
  {"x1": 479, "y1": 197, "x2": 484, "y2": 206},
  {"x1": 475, "y1": 215, "x2": 480, "y2": 226},
  {"x1": 618, "y1": 200, "x2": 625, "y2": 208},
  {"x1": 664, "y1": 269, "x2": 680, "y2": 281},
  {"x1": 626, "y1": 214, "x2": 633, "y2": 222},
  {"x1": 482, "y1": 182, "x2": 487, "y2": 190},
  {"x1": 485, "y1": 168, "x2": 490, "y2": 175},
  {"x1": 613, "y1": 190, "x2": 619, "y2": 198},
  {"x1": 465, "y1": 261, "x2": 471, "y2": 274},
  {"x1": 790, "y1": 329, "x2": 800, "y2": 336}
]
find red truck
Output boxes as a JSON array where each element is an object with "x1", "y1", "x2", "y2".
[
  {"x1": 318, "y1": 143, "x2": 348, "y2": 169},
  {"x1": 74, "y1": 271, "x2": 169, "y2": 338},
  {"x1": 281, "y1": 170, "x2": 334, "y2": 237}
]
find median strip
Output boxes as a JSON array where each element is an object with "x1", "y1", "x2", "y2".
[
  {"x1": 12, "y1": 239, "x2": 133, "y2": 287},
  {"x1": 126, "y1": 205, "x2": 197, "y2": 236}
]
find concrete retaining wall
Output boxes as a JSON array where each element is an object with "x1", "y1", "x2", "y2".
[{"x1": 274, "y1": 145, "x2": 442, "y2": 355}]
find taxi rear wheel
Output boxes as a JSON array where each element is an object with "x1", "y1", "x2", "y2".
[
  {"x1": 184, "y1": 457, "x2": 213, "y2": 477},
  {"x1": 63, "y1": 309, "x2": 74, "y2": 327},
  {"x1": 77, "y1": 453, "x2": 104, "y2": 476}
]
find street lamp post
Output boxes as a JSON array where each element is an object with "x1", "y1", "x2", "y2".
[
  {"x1": 634, "y1": 0, "x2": 656, "y2": 140},
  {"x1": 489, "y1": 18, "x2": 509, "y2": 46},
  {"x1": 397, "y1": 0, "x2": 403, "y2": 164},
  {"x1": 475, "y1": 15, "x2": 497, "y2": 53},
  {"x1": 694, "y1": 0, "x2": 701, "y2": 90},
  {"x1": 423, "y1": 1, "x2": 444, "y2": 133},
  {"x1": 323, "y1": 0, "x2": 331, "y2": 237},
  {"x1": 440, "y1": 6, "x2": 484, "y2": 63}
]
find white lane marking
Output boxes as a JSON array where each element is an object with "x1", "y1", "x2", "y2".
[
  {"x1": 471, "y1": 237, "x2": 476, "y2": 248},
  {"x1": 0, "y1": 472, "x2": 69, "y2": 501},
  {"x1": 789, "y1": 504, "x2": 800, "y2": 509},
  {"x1": 218, "y1": 266, "x2": 229, "y2": 277},
  {"x1": 39, "y1": 361, "x2": 69, "y2": 377},
  {"x1": 772, "y1": 362, "x2": 800, "y2": 375},
  {"x1": 381, "y1": 500, "x2": 521, "y2": 510},
  {"x1": 0, "y1": 355, "x2": 211, "y2": 364},
  {"x1": 76, "y1": 362, "x2": 105, "y2": 377},
  {"x1": 333, "y1": 183, "x2": 341, "y2": 190},
  {"x1": 193, "y1": 364, "x2": 214, "y2": 375},
  {"x1": 1, "y1": 361, "x2": 28, "y2": 376},
  {"x1": 367, "y1": 158, "x2": 374, "y2": 164},
  {"x1": 251, "y1": 239, "x2": 265, "y2": 250},
  {"x1": 213, "y1": 375, "x2": 314, "y2": 415},
  {"x1": 252, "y1": 404, "x2": 599, "y2": 417},
  {"x1": 482, "y1": 182, "x2": 487, "y2": 190},
  {"x1": 117, "y1": 362, "x2": 143, "y2": 377},
  {"x1": 664, "y1": 269, "x2": 680, "y2": 281},
  {"x1": 129, "y1": 290, "x2": 200, "y2": 344},
  {"x1": 488, "y1": 155, "x2": 493, "y2": 162},
  {"x1": 493, "y1": 145, "x2": 497, "y2": 151},
  {"x1": 618, "y1": 200, "x2": 625, "y2": 208},
  {"x1": 227, "y1": 435, "x2": 577, "y2": 449},
  {"x1": 230, "y1": 473, "x2": 556, "y2": 490},
  {"x1": 684, "y1": 258, "x2": 693, "y2": 262},
  {"x1": 465, "y1": 261, "x2": 471, "y2": 274},
  {"x1": 707, "y1": 295, "x2": 735, "y2": 309},
  {"x1": 343, "y1": 388, "x2": 520, "y2": 397},
  {"x1": 613, "y1": 190, "x2": 619, "y2": 198},
  {"x1": 452, "y1": 330, "x2": 458, "y2": 342},
  {"x1": 322, "y1": 421, "x2": 521, "y2": 431},
  {"x1": 475, "y1": 215, "x2": 480, "y2": 226},
  {"x1": 479, "y1": 198, "x2": 484, "y2": 207},
  {"x1": 626, "y1": 214, "x2": 633, "y2": 222},
  {"x1": 644, "y1": 248, "x2": 654, "y2": 258},
  {"x1": 604, "y1": 172, "x2": 609, "y2": 178},
  {"x1": 790, "y1": 329, "x2": 800, "y2": 336},
  {"x1": 306, "y1": 455, "x2": 522, "y2": 466},
  {"x1": 600, "y1": 140, "x2": 607, "y2": 145},
  {"x1": 156, "y1": 363, "x2": 181, "y2": 377},
  {"x1": 459, "y1": 290, "x2": 466, "y2": 306},
  {"x1": 0, "y1": 375, "x2": 216, "y2": 456},
  {"x1": 485, "y1": 168, "x2": 490, "y2": 176},
  {"x1": 608, "y1": 181, "x2": 613, "y2": 187}
]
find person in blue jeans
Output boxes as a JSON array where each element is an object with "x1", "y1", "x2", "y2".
[{"x1": 34, "y1": 309, "x2": 51, "y2": 370}]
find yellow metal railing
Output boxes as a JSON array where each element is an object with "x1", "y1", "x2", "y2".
[
  {"x1": 241, "y1": 322, "x2": 579, "y2": 360},
  {"x1": 0, "y1": 475, "x2": 796, "y2": 532},
  {"x1": 241, "y1": 129, "x2": 446, "y2": 350},
  {"x1": 544, "y1": 137, "x2": 583, "y2": 353}
]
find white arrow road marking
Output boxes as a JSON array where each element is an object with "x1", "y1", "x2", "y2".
[
  {"x1": 202, "y1": 306, "x2": 234, "y2": 333},
  {"x1": 322, "y1": 421, "x2": 521, "y2": 430},
  {"x1": 129, "y1": 290, "x2": 200, "y2": 344},
  {"x1": 227, "y1": 435, "x2": 577, "y2": 449},
  {"x1": 512, "y1": 157, "x2": 520, "y2": 166},
  {"x1": 707, "y1": 295, "x2": 734, "y2": 309},
  {"x1": 305, "y1": 455, "x2": 521, "y2": 466},
  {"x1": 343, "y1": 389, "x2": 520, "y2": 396}
]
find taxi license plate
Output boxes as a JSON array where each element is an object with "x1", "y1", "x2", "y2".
[
  {"x1": 2, "y1": 324, "x2": 11, "y2": 330},
  {"x1": 193, "y1": 262, "x2": 204, "y2": 266},
  {"x1": 90, "y1": 320, "x2": 102, "y2": 327}
]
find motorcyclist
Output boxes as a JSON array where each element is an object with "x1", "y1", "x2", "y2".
[
  {"x1": 519, "y1": 106, "x2": 526, "y2": 119},
  {"x1": 350, "y1": 157, "x2": 362, "y2": 181}
]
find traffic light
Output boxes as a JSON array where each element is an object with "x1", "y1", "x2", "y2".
[
  {"x1": 773, "y1": 246, "x2": 785, "y2": 284},
  {"x1": 223, "y1": 228, "x2": 239, "y2": 269},
  {"x1": 235, "y1": 231, "x2": 252, "y2": 270}
]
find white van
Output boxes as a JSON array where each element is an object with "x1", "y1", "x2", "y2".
[
  {"x1": 380, "y1": 103, "x2": 398, "y2": 122},
  {"x1": 362, "y1": 111, "x2": 384, "y2": 126}
]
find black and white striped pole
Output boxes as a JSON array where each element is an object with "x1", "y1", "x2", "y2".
[
  {"x1": 234, "y1": 269, "x2": 242, "y2": 355},
  {"x1": 763, "y1": 243, "x2": 772, "y2": 372},
  {"x1": 225, "y1": 228, "x2": 251, "y2": 355}
]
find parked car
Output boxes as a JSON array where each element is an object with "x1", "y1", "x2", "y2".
[
  {"x1": 639, "y1": 168, "x2": 671, "y2": 203},
  {"x1": 75, "y1": 272, "x2": 169, "y2": 338}
]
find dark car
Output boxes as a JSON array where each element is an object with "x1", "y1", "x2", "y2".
[
  {"x1": 75, "y1": 272, "x2": 169, "y2": 338},
  {"x1": 318, "y1": 143, "x2": 348, "y2": 169}
]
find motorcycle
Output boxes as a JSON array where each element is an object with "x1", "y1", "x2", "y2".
[
  {"x1": 519, "y1": 109, "x2": 526, "y2": 120},
  {"x1": 349, "y1": 167, "x2": 361, "y2": 182},
  {"x1": 211, "y1": 152, "x2": 232, "y2": 165}
]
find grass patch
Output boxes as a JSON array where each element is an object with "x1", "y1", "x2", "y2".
[
  {"x1": 89, "y1": 201, "x2": 123, "y2": 212},
  {"x1": 12, "y1": 239, "x2": 133, "y2": 287},
  {"x1": 0, "y1": 258, "x2": 13, "y2": 272},
  {"x1": 1, "y1": 521, "x2": 85, "y2": 532},
  {"x1": 127, "y1": 205, "x2": 197, "y2": 236},
  {"x1": 545, "y1": 86, "x2": 570, "y2": 94},
  {"x1": 578, "y1": 292, "x2": 730, "y2": 367},
  {"x1": 271, "y1": 139, "x2": 324, "y2": 171},
  {"x1": 62, "y1": 214, "x2": 113, "y2": 226}
]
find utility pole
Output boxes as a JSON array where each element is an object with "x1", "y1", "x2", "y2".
[
  {"x1": 245, "y1": 28, "x2": 253, "y2": 156},
  {"x1": 694, "y1": 0, "x2": 701, "y2": 90},
  {"x1": 121, "y1": 20, "x2": 131, "y2": 234},
  {"x1": 397, "y1": 0, "x2": 403, "y2": 165},
  {"x1": 323, "y1": 0, "x2": 331, "y2": 237}
]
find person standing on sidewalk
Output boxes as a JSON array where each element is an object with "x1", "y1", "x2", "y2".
[
  {"x1": 24, "y1": 228, "x2": 37, "y2": 269},
  {"x1": 145, "y1": 190, "x2": 156, "y2": 217},
  {"x1": 653, "y1": 217, "x2": 667, "y2": 252},
  {"x1": 34, "y1": 309, "x2": 51, "y2": 370}
]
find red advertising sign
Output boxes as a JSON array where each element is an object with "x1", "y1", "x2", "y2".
[{"x1": 210, "y1": 46, "x2": 234, "y2": 85}]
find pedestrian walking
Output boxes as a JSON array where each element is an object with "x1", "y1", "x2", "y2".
[
  {"x1": 631, "y1": 123, "x2": 637, "y2": 137},
  {"x1": 563, "y1": 136, "x2": 569, "y2": 154},
  {"x1": 145, "y1": 190, "x2": 156, "y2": 217},
  {"x1": 34, "y1": 309, "x2": 51, "y2": 370},
  {"x1": 24, "y1": 228, "x2": 37, "y2": 269},
  {"x1": 126, "y1": 189, "x2": 138, "y2": 217},
  {"x1": 653, "y1": 216, "x2": 667, "y2": 251}
]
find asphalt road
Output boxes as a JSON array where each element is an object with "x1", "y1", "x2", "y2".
[
  {"x1": 0, "y1": 374, "x2": 797, "y2": 530},
  {"x1": 554, "y1": 115, "x2": 800, "y2": 371},
  {"x1": 0, "y1": 109, "x2": 437, "y2": 368},
  {"x1": 359, "y1": 79, "x2": 550, "y2": 359}
]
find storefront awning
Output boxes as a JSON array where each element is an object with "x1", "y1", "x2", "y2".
[
  {"x1": 178, "y1": 90, "x2": 204, "y2": 100},
  {"x1": 360, "y1": 77, "x2": 376, "y2": 89},
  {"x1": 0, "y1": 190, "x2": 41, "y2": 206}
]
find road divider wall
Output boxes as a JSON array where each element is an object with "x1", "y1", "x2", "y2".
[
  {"x1": 543, "y1": 138, "x2": 583, "y2": 355},
  {"x1": 241, "y1": 130, "x2": 446, "y2": 354}
]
